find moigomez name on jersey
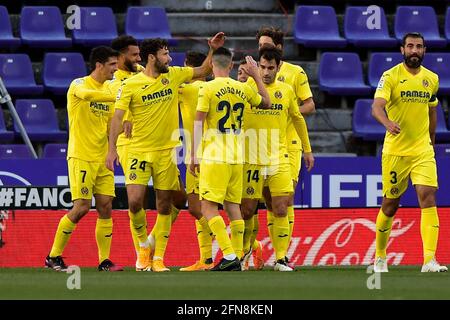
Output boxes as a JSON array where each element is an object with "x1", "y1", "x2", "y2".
[{"x1": 215, "y1": 86, "x2": 248, "y2": 100}]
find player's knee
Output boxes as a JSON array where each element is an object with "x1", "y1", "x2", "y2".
[
  {"x1": 272, "y1": 204, "x2": 288, "y2": 217},
  {"x1": 419, "y1": 190, "x2": 436, "y2": 208},
  {"x1": 96, "y1": 203, "x2": 112, "y2": 218},
  {"x1": 188, "y1": 207, "x2": 202, "y2": 219},
  {"x1": 157, "y1": 200, "x2": 172, "y2": 215},
  {"x1": 128, "y1": 199, "x2": 143, "y2": 214},
  {"x1": 241, "y1": 205, "x2": 254, "y2": 220},
  {"x1": 172, "y1": 191, "x2": 187, "y2": 209}
]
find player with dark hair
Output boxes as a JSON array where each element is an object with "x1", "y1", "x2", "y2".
[
  {"x1": 46, "y1": 46, "x2": 122, "y2": 272},
  {"x1": 372, "y1": 32, "x2": 447, "y2": 273}
]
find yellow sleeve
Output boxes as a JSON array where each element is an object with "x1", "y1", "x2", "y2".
[
  {"x1": 171, "y1": 66, "x2": 194, "y2": 86},
  {"x1": 196, "y1": 84, "x2": 210, "y2": 113},
  {"x1": 429, "y1": 78, "x2": 439, "y2": 107},
  {"x1": 295, "y1": 68, "x2": 313, "y2": 101},
  {"x1": 115, "y1": 82, "x2": 132, "y2": 112},
  {"x1": 245, "y1": 83, "x2": 262, "y2": 107},
  {"x1": 72, "y1": 81, "x2": 115, "y2": 102},
  {"x1": 374, "y1": 72, "x2": 394, "y2": 101},
  {"x1": 288, "y1": 91, "x2": 312, "y2": 152}
]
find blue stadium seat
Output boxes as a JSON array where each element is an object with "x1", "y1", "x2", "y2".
[
  {"x1": 344, "y1": 6, "x2": 397, "y2": 48},
  {"x1": 294, "y1": 6, "x2": 346, "y2": 48},
  {"x1": 435, "y1": 104, "x2": 450, "y2": 141},
  {"x1": 423, "y1": 53, "x2": 450, "y2": 95},
  {"x1": 352, "y1": 99, "x2": 385, "y2": 141},
  {"x1": 13, "y1": 99, "x2": 67, "y2": 142},
  {"x1": 434, "y1": 144, "x2": 450, "y2": 157},
  {"x1": 319, "y1": 52, "x2": 371, "y2": 95},
  {"x1": 368, "y1": 52, "x2": 403, "y2": 89},
  {"x1": 170, "y1": 52, "x2": 186, "y2": 67},
  {"x1": 0, "y1": 6, "x2": 21, "y2": 48},
  {"x1": 445, "y1": 7, "x2": 450, "y2": 43},
  {"x1": 0, "y1": 144, "x2": 33, "y2": 159},
  {"x1": 125, "y1": 7, "x2": 176, "y2": 45},
  {"x1": 20, "y1": 6, "x2": 72, "y2": 48},
  {"x1": 394, "y1": 6, "x2": 446, "y2": 48},
  {"x1": 42, "y1": 143, "x2": 68, "y2": 158},
  {"x1": 0, "y1": 109, "x2": 14, "y2": 142},
  {"x1": 0, "y1": 54, "x2": 44, "y2": 95},
  {"x1": 73, "y1": 7, "x2": 118, "y2": 46},
  {"x1": 43, "y1": 53, "x2": 87, "y2": 95}
]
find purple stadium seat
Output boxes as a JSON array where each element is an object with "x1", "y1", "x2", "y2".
[
  {"x1": 344, "y1": 6, "x2": 397, "y2": 48},
  {"x1": 368, "y1": 52, "x2": 403, "y2": 89},
  {"x1": 0, "y1": 109, "x2": 14, "y2": 142},
  {"x1": 0, "y1": 6, "x2": 21, "y2": 48},
  {"x1": 20, "y1": 6, "x2": 72, "y2": 48},
  {"x1": 170, "y1": 52, "x2": 186, "y2": 67},
  {"x1": 73, "y1": 7, "x2": 118, "y2": 46},
  {"x1": 0, "y1": 54, "x2": 44, "y2": 95},
  {"x1": 125, "y1": 7, "x2": 176, "y2": 45},
  {"x1": 0, "y1": 144, "x2": 33, "y2": 159},
  {"x1": 394, "y1": 6, "x2": 446, "y2": 48},
  {"x1": 294, "y1": 6, "x2": 346, "y2": 48},
  {"x1": 445, "y1": 7, "x2": 450, "y2": 43},
  {"x1": 423, "y1": 53, "x2": 450, "y2": 95},
  {"x1": 319, "y1": 52, "x2": 371, "y2": 95},
  {"x1": 352, "y1": 99, "x2": 385, "y2": 141},
  {"x1": 43, "y1": 53, "x2": 87, "y2": 95},
  {"x1": 435, "y1": 104, "x2": 450, "y2": 141},
  {"x1": 434, "y1": 144, "x2": 450, "y2": 157},
  {"x1": 13, "y1": 99, "x2": 67, "y2": 142},
  {"x1": 42, "y1": 143, "x2": 68, "y2": 158}
]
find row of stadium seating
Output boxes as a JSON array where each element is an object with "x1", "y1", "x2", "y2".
[
  {"x1": 0, "y1": 52, "x2": 186, "y2": 95},
  {"x1": 1, "y1": 51, "x2": 449, "y2": 96},
  {"x1": 3, "y1": 98, "x2": 450, "y2": 146},
  {"x1": 295, "y1": 6, "x2": 450, "y2": 48},
  {"x1": 0, "y1": 143, "x2": 67, "y2": 159},
  {"x1": 0, "y1": 6, "x2": 174, "y2": 48},
  {"x1": 2, "y1": 5, "x2": 450, "y2": 49}
]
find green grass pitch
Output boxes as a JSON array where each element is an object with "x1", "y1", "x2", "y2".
[{"x1": 0, "y1": 266, "x2": 449, "y2": 300}]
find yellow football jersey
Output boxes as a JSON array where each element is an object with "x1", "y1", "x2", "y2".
[
  {"x1": 115, "y1": 66, "x2": 194, "y2": 152},
  {"x1": 197, "y1": 77, "x2": 262, "y2": 164},
  {"x1": 375, "y1": 63, "x2": 439, "y2": 156},
  {"x1": 179, "y1": 80, "x2": 204, "y2": 163},
  {"x1": 277, "y1": 61, "x2": 313, "y2": 151},
  {"x1": 67, "y1": 76, "x2": 115, "y2": 162},
  {"x1": 245, "y1": 80, "x2": 311, "y2": 165},
  {"x1": 110, "y1": 65, "x2": 144, "y2": 147}
]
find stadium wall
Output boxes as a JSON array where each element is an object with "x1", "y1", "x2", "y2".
[{"x1": 1, "y1": 208, "x2": 449, "y2": 267}]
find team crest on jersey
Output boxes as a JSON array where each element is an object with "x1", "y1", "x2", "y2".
[
  {"x1": 277, "y1": 75, "x2": 285, "y2": 82},
  {"x1": 246, "y1": 187, "x2": 255, "y2": 195},
  {"x1": 81, "y1": 187, "x2": 89, "y2": 195},
  {"x1": 161, "y1": 78, "x2": 169, "y2": 85},
  {"x1": 423, "y1": 79, "x2": 429, "y2": 88},
  {"x1": 274, "y1": 91, "x2": 283, "y2": 99},
  {"x1": 390, "y1": 187, "x2": 399, "y2": 196},
  {"x1": 129, "y1": 173, "x2": 137, "y2": 181}
]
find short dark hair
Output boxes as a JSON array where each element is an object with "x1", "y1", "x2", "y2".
[
  {"x1": 212, "y1": 47, "x2": 232, "y2": 68},
  {"x1": 89, "y1": 46, "x2": 119, "y2": 72},
  {"x1": 111, "y1": 35, "x2": 138, "y2": 53},
  {"x1": 239, "y1": 59, "x2": 247, "y2": 66},
  {"x1": 185, "y1": 51, "x2": 207, "y2": 67},
  {"x1": 259, "y1": 45, "x2": 282, "y2": 66},
  {"x1": 401, "y1": 32, "x2": 425, "y2": 47},
  {"x1": 140, "y1": 38, "x2": 169, "y2": 64},
  {"x1": 212, "y1": 47, "x2": 232, "y2": 59},
  {"x1": 256, "y1": 26, "x2": 284, "y2": 47}
]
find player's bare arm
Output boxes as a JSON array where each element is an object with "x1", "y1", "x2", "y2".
[
  {"x1": 106, "y1": 108, "x2": 125, "y2": 171},
  {"x1": 192, "y1": 32, "x2": 226, "y2": 80},
  {"x1": 429, "y1": 106, "x2": 437, "y2": 145},
  {"x1": 190, "y1": 111, "x2": 207, "y2": 177},
  {"x1": 241, "y1": 56, "x2": 271, "y2": 108},
  {"x1": 372, "y1": 97, "x2": 401, "y2": 135},
  {"x1": 299, "y1": 97, "x2": 315, "y2": 115}
]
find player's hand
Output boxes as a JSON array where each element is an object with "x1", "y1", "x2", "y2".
[
  {"x1": 106, "y1": 149, "x2": 119, "y2": 172},
  {"x1": 208, "y1": 32, "x2": 226, "y2": 50},
  {"x1": 303, "y1": 152, "x2": 315, "y2": 172},
  {"x1": 241, "y1": 56, "x2": 259, "y2": 78},
  {"x1": 123, "y1": 120, "x2": 133, "y2": 138},
  {"x1": 189, "y1": 162, "x2": 200, "y2": 177},
  {"x1": 385, "y1": 120, "x2": 401, "y2": 135}
]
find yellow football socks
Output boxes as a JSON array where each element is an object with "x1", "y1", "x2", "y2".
[
  {"x1": 128, "y1": 208, "x2": 148, "y2": 245},
  {"x1": 375, "y1": 209, "x2": 393, "y2": 259},
  {"x1": 230, "y1": 219, "x2": 245, "y2": 259},
  {"x1": 49, "y1": 214, "x2": 76, "y2": 257},
  {"x1": 153, "y1": 213, "x2": 171, "y2": 259},
  {"x1": 272, "y1": 215, "x2": 289, "y2": 261},
  {"x1": 195, "y1": 219, "x2": 212, "y2": 262},
  {"x1": 421, "y1": 206, "x2": 439, "y2": 264},
  {"x1": 243, "y1": 218, "x2": 254, "y2": 255},
  {"x1": 208, "y1": 216, "x2": 234, "y2": 257},
  {"x1": 95, "y1": 218, "x2": 113, "y2": 263}
]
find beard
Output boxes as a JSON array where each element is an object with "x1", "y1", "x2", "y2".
[
  {"x1": 403, "y1": 53, "x2": 423, "y2": 69},
  {"x1": 155, "y1": 59, "x2": 169, "y2": 73},
  {"x1": 124, "y1": 59, "x2": 137, "y2": 72}
]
